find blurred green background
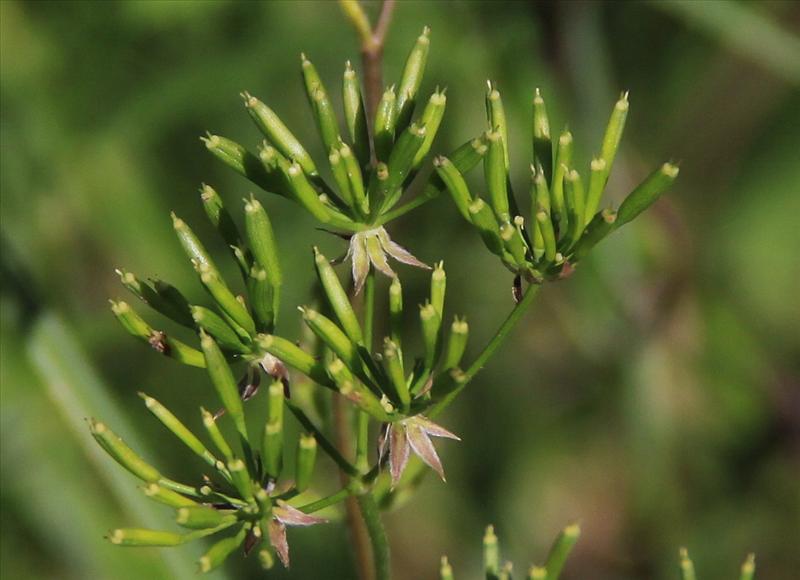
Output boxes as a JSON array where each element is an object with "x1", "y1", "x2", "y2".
[{"x1": 2, "y1": 1, "x2": 799, "y2": 578}]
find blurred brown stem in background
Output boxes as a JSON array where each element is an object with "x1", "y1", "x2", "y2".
[
  {"x1": 340, "y1": 0, "x2": 397, "y2": 117},
  {"x1": 337, "y1": 5, "x2": 397, "y2": 580}
]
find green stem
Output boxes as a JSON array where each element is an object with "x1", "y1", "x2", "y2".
[
  {"x1": 373, "y1": 193, "x2": 433, "y2": 226},
  {"x1": 356, "y1": 492, "x2": 391, "y2": 580},
  {"x1": 298, "y1": 487, "x2": 353, "y2": 514},
  {"x1": 356, "y1": 270, "x2": 376, "y2": 471},
  {"x1": 430, "y1": 283, "x2": 541, "y2": 418}
]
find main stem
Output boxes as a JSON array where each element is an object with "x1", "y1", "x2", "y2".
[
  {"x1": 339, "y1": 3, "x2": 395, "y2": 578},
  {"x1": 356, "y1": 492, "x2": 391, "y2": 580}
]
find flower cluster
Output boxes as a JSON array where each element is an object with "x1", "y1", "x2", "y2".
[
  {"x1": 94, "y1": 19, "x2": 679, "y2": 576},
  {"x1": 436, "y1": 85, "x2": 678, "y2": 291}
]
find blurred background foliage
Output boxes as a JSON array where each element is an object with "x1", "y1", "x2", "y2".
[{"x1": 1, "y1": 1, "x2": 799, "y2": 579}]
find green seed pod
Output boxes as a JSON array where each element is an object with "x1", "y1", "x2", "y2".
[
  {"x1": 584, "y1": 157, "x2": 608, "y2": 226},
  {"x1": 440, "y1": 556, "x2": 454, "y2": 580},
  {"x1": 142, "y1": 483, "x2": 198, "y2": 508},
  {"x1": 151, "y1": 278, "x2": 195, "y2": 327},
  {"x1": 328, "y1": 359, "x2": 392, "y2": 421},
  {"x1": 430, "y1": 261, "x2": 446, "y2": 319},
  {"x1": 501, "y1": 220, "x2": 529, "y2": 266},
  {"x1": 389, "y1": 276, "x2": 403, "y2": 346},
  {"x1": 550, "y1": 130, "x2": 572, "y2": 234},
  {"x1": 110, "y1": 299, "x2": 152, "y2": 340},
  {"x1": 110, "y1": 301, "x2": 205, "y2": 367},
  {"x1": 536, "y1": 210, "x2": 557, "y2": 265},
  {"x1": 200, "y1": 331, "x2": 247, "y2": 440},
  {"x1": 396, "y1": 26, "x2": 431, "y2": 131},
  {"x1": 385, "y1": 122, "x2": 426, "y2": 193},
  {"x1": 342, "y1": 61, "x2": 370, "y2": 168},
  {"x1": 412, "y1": 89, "x2": 447, "y2": 168},
  {"x1": 301, "y1": 55, "x2": 342, "y2": 153},
  {"x1": 228, "y1": 459, "x2": 254, "y2": 502},
  {"x1": 679, "y1": 548, "x2": 696, "y2": 580},
  {"x1": 176, "y1": 506, "x2": 237, "y2": 530},
  {"x1": 255, "y1": 334, "x2": 331, "y2": 387},
  {"x1": 528, "y1": 565, "x2": 547, "y2": 580},
  {"x1": 485, "y1": 131, "x2": 510, "y2": 222},
  {"x1": 242, "y1": 92, "x2": 317, "y2": 176},
  {"x1": 89, "y1": 419, "x2": 160, "y2": 482},
  {"x1": 600, "y1": 92, "x2": 629, "y2": 178},
  {"x1": 739, "y1": 554, "x2": 756, "y2": 580},
  {"x1": 200, "y1": 184, "x2": 243, "y2": 251},
  {"x1": 374, "y1": 86, "x2": 397, "y2": 161},
  {"x1": 532, "y1": 88, "x2": 553, "y2": 184},
  {"x1": 202, "y1": 134, "x2": 278, "y2": 194},
  {"x1": 191, "y1": 306, "x2": 249, "y2": 353},
  {"x1": 483, "y1": 525, "x2": 500, "y2": 577},
  {"x1": 258, "y1": 548, "x2": 275, "y2": 571},
  {"x1": 328, "y1": 149, "x2": 355, "y2": 208},
  {"x1": 294, "y1": 433, "x2": 317, "y2": 493},
  {"x1": 570, "y1": 207, "x2": 618, "y2": 262},
  {"x1": 383, "y1": 338, "x2": 410, "y2": 409},
  {"x1": 545, "y1": 524, "x2": 581, "y2": 580},
  {"x1": 454, "y1": 136, "x2": 488, "y2": 171},
  {"x1": 486, "y1": 82, "x2": 509, "y2": 168},
  {"x1": 442, "y1": 317, "x2": 469, "y2": 371},
  {"x1": 247, "y1": 266, "x2": 275, "y2": 333},
  {"x1": 311, "y1": 86, "x2": 342, "y2": 154},
  {"x1": 267, "y1": 379, "x2": 284, "y2": 426},
  {"x1": 108, "y1": 528, "x2": 187, "y2": 547},
  {"x1": 244, "y1": 195, "x2": 282, "y2": 313},
  {"x1": 300, "y1": 307, "x2": 360, "y2": 372},
  {"x1": 468, "y1": 198, "x2": 505, "y2": 257},
  {"x1": 262, "y1": 418, "x2": 283, "y2": 479},
  {"x1": 616, "y1": 162, "x2": 679, "y2": 227},
  {"x1": 197, "y1": 263, "x2": 256, "y2": 337},
  {"x1": 533, "y1": 169, "x2": 557, "y2": 263},
  {"x1": 313, "y1": 247, "x2": 363, "y2": 344},
  {"x1": 198, "y1": 525, "x2": 248, "y2": 573},
  {"x1": 420, "y1": 302, "x2": 441, "y2": 370},
  {"x1": 422, "y1": 136, "x2": 486, "y2": 202},
  {"x1": 433, "y1": 156, "x2": 474, "y2": 222},
  {"x1": 326, "y1": 355, "x2": 354, "y2": 385},
  {"x1": 277, "y1": 157, "x2": 333, "y2": 223},
  {"x1": 140, "y1": 393, "x2": 219, "y2": 468},
  {"x1": 564, "y1": 169, "x2": 586, "y2": 250},
  {"x1": 531, "y1": 215, "x2": 545, "y2": 262},
  {"x1": 172, "y1": 213, "x2": 218, "y2": 272},
  {"x1": 201, "y1": 407, "x2": 234, "y2": 462},
  {"x1": 116, "y1": 268, "x2": 146, "y2": 302},
  {"x1": 340, "y1": 142, "x2": 369, "y2": 216}
]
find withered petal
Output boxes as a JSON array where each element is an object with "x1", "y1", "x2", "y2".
[
  {"x1": 378, "y1": 228, "x2": 431, "y2": 270},
  {"x1": 268, "y1": 520, "x2": 290, "y2": 568},
  {"x1": 406, "y1": 422, "x2": 446, "y2": 481},
  {"x1": 351, "y1": 234, "x2": 370, "y2": 294},
  {"x1": 414, "y1": 415, "x2": 461, "y2": 441},
  {"x1": 389, "y1": 423, "x2": 410, "y2": 487},
  {"x1": 274, "y1": 500, "x2": 327, "y2": 527},
  {"x1": 365, "y1": 234, "x2": 397, "y2": 279}
]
